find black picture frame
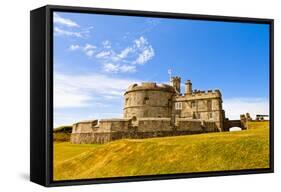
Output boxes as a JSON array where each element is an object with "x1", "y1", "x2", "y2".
[{"x1": 30, "y1": 4, "x2": 274, "y2": 187}]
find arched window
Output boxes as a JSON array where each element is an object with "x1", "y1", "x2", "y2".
[
  {"x1": 125, "y1": 98, "x2": 129, "y2": 105},
  {"x1": 143, "y1": 96, "x2": 149, "y2": 104},
  {"x1": 175, "y1": 102, "x2": 182, "y2": 110}
]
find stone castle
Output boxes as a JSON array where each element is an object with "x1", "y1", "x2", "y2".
[{"x1": 70, "y1": 76, "x2": 233, "y2": 144}]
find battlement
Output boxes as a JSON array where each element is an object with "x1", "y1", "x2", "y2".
[
  {"x1": 171, "y1": 76, "x2": 181, "y2": 80},
  {"x1": 179, "y1": 89, "x2": 221, "y2": 100}
]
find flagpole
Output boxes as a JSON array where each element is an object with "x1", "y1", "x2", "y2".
[{"x1": 168, "y1": 69, "x2": 172, "y2": 84}]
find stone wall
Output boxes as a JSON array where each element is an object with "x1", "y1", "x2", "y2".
[
  {"x1": 175, "y1": 119, "x2": 217, "y2": 133},
  {"x1": 175, "y1": 119, "x2": 202, "y2": 132},
  {"x1": 72, "y1": 120, "x2": 98, "y2": 133},
  {"x1": 71, "y1": 132, "x2": 112, "y2": 144},
  {"x1": 223, "y1": 120, "x2": 243, "y2": 131},
  {"x1": 137, "y1": 118, "x2": 172, "y2": 132},
  {"x1": 174, "y1": 90, "x2": 223, "y2": 131},
  {"x1": 98, "y1": 119, "x2": 130, "y2": 132},
  {"x1": 70, "y1": 133, "x2": 95, "y2": 144},
  {"x1": 204, "y1": 121, "x2": 218, "y2": 132},
  {"x1": 124, "y1": 83, "x2": 174, "y2": 118},
  {"x1": 71, "y1": 117, "x2": 221, "y2": 144}
]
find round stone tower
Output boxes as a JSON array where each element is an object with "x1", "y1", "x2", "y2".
[{"x1": 123, "y1": 82, "x2": 175, "y2": 118}]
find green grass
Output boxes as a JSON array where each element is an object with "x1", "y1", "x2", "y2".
[
  {"x1": 247, "y1": 121, "x2": 269, "y2": 129},
  {"x1": 53, "y1": 121, "x2": 269, "y2": 181},
  {"x1": 54, "y1": 142, "x2": 100, "y2": 163}
]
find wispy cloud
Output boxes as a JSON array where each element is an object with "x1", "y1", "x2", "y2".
[
  {"x1": 69, "y1": 44, "x2": 80, "y2": 51},
  {"x1": 138, "y1": 18, "x2": 161, "y2": 35},
  {"x1": 97, "y1": 36, "x2": 155, "y2": 73},
  {"x1": 84, "y1": 44, "x2": 96, "y2": 51},
  {"x1": 53, "y1": 13, "x2": 92, "y2": 38},
  {"x1": 69, "y1": 43, "x2": 97, "y2": 57},
  {"x1": 103, "y1": 63, "x2": 136, "y2": 73},
  {"x1": 223, "y1": 97, "x2": 269, "y2": 120},
  {"x1": 95, "y1": 50, "x2": 111, "y2": 59},
  {"x1": 54, "y1": 27, "x2": 83, "y2": 38},
  {"x1": 54, "y1": 71, "x2": 141, "y2": 109},
  {"x1": 133, "y1": 46, "x2": 154, "y2": 65},
  {"x1": 68, "y1": 36, "x2": 155, "y2": 73},
  {"x1": 102, "y1": 40, "x2": 111, "y2": 49},
  {"x1": 54, "y1": 13, "x2": 79, "y2": 27},
  {"x1": 117, "y1": 47, "x2": 133, "y2": 59}
]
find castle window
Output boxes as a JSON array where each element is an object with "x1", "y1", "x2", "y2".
[
  {"x1": 125, "y1": 98, "x2": 129, "y2": 105},
  {"x1": 191, "y1": 101, "x2": 196, "y2": 108},
  {"x1": 207, "y1": 100, "x2": 212, "y2": 111},
  {"x1": 209, "y1": 112, "x2": 213, "y2": 119},
  {"x1": 175, "y1": 102, "x2": 182, "y2": 110},
  {"x1": 131, "y1": 116, "x2": 137, "y2": 121},
  {"x1": 197, "y1": 113, "x2": 201, "y2": 119},
  {"x1": 193, "y1": 112, "x2": 196, "y2": 119},
  {"x1": 168, "y1": 99, "x2": 172, "y2": 106},
  {"x1": 143, "y1": 97, "x2": 149, "y2": 104}
]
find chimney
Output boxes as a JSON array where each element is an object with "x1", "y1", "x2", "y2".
[
  {"x1": 170, "y1": 76, "x2": 181, "y2": 93},
  {"x1": 185, "y1": 80, "x2": 192, "y2": 95}
]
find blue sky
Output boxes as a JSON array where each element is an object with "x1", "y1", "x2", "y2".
[{"x1": 53, "y1": 11, "x2": 270, "y2": 127}]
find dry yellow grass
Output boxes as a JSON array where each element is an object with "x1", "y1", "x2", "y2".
[{"x1": 53, "y1": 121, "x2": 270, "y2": 181}]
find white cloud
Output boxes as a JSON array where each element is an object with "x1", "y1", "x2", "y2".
[
  {"x1": 54, "y1": 27, "x2": 83, "y2": 38},
  {"x1": 103, "y1": 63, "x2": 119, "y2": 73},
  {"x1": 95, "y1": 36, "x2": 155, "y2": 73},
  {"x1": 69, "y1": 44, "x2": 80, "y2": 51},
  {"x1": 117, "y1": 47, "x2": 133, "y2": 59},
  {"x1": 69, "y1": 43, "x2": 96, "y2": 57},
  {"x1": 132, "y1": 36, "x2": 155, "y2": 65},
  {"x1": 102, "y1": 40, "x2": 111, "y2": 49},
  {"x1": 54, "y1": 13, "x2": 79, "y2": 27},
  {"x1": 133, "y1": 45, "x2": 155, "y2": 65},
  {"x1": 84, "y1": 43, "x2": 96, "y2": 51},
  {"x1": 103, "y1": 63, "x2": 136, "y2": 73},
  {"x1": 119, "y1": 65, "x2": 136, "y2": 73},
  {"x1": 86, "y1": 50, "x2": 95, "y2": 57},
  {"x1": 54, "y1": 87, "x2": 92, "y2": 108},
  {"x1": 96, "y1": 51, "x2": 111, "y2": 58},
  {"x1": 54, "y1": 71, "x2": 141, "y2": 109},
  {"x1": 135, "y1": 36, "x2": 147, "y2": 48},
  {"x1": 223, "y1": 97, "x2": 269, "y2": 120},
  {"x1": 67, "y1": 36, "x2": 155, "y2": 74}
]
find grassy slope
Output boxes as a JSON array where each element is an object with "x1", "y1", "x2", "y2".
[
  {"x1": 53, "y1": 125, "x2": 72, "y2": 142},
  {"x1": 53, "y1": 121, "x2": 269, "y2": 181}
]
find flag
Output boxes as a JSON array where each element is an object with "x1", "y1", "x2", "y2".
[{"x1": 168, "y1": 69, "x2": 171, "y2": 75}]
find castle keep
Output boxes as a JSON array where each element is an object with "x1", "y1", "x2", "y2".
[{"x1": 71, "y1": 77, "x2": 226, "y2": 144}]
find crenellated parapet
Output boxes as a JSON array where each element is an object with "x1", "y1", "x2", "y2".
[{"x1": 176, "y1": 89, "x2": 222, "y2": 101}]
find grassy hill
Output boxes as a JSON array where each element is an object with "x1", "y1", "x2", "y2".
[
  {"x1": 53, "y1": 125, "x2": 72, "y2": 142},
  {"x1": 53, "y1": 121, "x2": 269, "y2": 181}
]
